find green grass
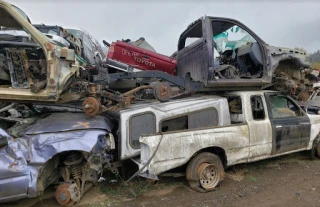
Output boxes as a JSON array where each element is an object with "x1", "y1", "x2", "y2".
[{"x1": 246, "y1": 176, "x2": 258, "y2": 182}]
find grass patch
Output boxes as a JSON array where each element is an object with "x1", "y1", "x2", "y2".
[
  {"x1": 246, "y1": 176, "x2": 258, "y2": 182},
  {"x1": 100, "y1": 176, "x2": 185, "y2": 203}
]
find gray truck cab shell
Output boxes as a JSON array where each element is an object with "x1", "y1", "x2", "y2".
[{"x1": 116, "y1": 96, "x2": 230, "y2": 160}]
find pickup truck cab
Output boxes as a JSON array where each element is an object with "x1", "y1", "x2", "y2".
[{"x1": 138, "y1": 91, "x2": 320, "y2": 192}]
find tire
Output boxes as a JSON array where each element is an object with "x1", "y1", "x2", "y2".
[
  {"x1": 186, "y1": 152, "x2": 225, "y2": 192},
  {"x1": 316, "y1": 142, "x2": 320, "y2": 158},
  {"x1": 310, "y1": 138, "x2": 320, "y2": 159}
]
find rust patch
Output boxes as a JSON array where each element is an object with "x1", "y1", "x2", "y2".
[
  {"x1": 9, "y1": 160, "x2": 18, "y2": 168},
  {"x1": 49, "y1": 78, "x2": 55, "y2": 84},
  {"x1": 60, "y1": 47, "x2": 68, "y2": 58},
  {"x1": 72, "y1": 122, "x2": 90, "y2": 129},
  {"x1": 55, "y1": 58, "x2": 59, "y2": 74},
  {"x1": 46, "y1": 42, "x2": 54, "y2": 51},
  {"x1": 82, "y1": 97, "x2": 101, "y2": 116},
  {"x1": 240, "y1": 127, "x2": 248, "y2": 137}
]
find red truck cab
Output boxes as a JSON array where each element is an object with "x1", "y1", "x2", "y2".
[{"x1": 106, "y1": 40, "x2": 177, "y2": 75}]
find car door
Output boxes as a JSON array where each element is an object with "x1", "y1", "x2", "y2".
[
  {"x1": 265, "y1": 92, "x2": 311, "y2": 155},
  {"x1": 247, "y1": 94, "x2": 273, "y2": 161},
  {"x1": 176, "y1": 18, "x2": 210, "y2": 85}
]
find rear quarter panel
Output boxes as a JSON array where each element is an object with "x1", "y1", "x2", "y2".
[{"x1": 140, "y1": 124, "x2": 249, "y2": 175}]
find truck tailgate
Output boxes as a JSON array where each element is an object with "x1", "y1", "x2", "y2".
[{"x1": 107, "y1": 41, "x2": 177, "y2": 75}]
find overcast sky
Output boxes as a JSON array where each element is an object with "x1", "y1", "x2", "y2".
[{"x1": 8, "y1": 0, "x2": 320, "y2": 56}]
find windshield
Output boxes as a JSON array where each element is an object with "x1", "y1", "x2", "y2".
[
  {"x1": 34, "y1": 26, "x2": 59, "y2": 36},
  {"x1": 66, "y1": 29, "x2": 83, "y2": 39},
  {"x1": 12, "y1": 5, "x2": 31, "y2": 23},
  {"x1": 213, "y1": 25, "x2": 256, "y2": 54}
]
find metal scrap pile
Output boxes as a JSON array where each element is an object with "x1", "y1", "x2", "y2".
[{"x1": 0, "y1": 0, "x2": 319, "y2": 118}]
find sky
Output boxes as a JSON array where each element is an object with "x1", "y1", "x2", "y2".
[{"x1": 7, "y1": 0, "x2": 320, "y2": 56}]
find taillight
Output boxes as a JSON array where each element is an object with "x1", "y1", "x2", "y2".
[
  {"x1": 106, "y1": 44, "x2": 115, "y2": 60},
  {"x1": 109, "y1": 45, "x2": 114, "y2": 52}
]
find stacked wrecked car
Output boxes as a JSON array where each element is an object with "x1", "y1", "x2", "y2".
[{"x1": 0, "y1": 0, "x2": 319, "y2": 206}]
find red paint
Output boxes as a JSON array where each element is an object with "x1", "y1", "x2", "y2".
[{"x1": 107, "y1": 41, "x2": 176, "y2": 75}]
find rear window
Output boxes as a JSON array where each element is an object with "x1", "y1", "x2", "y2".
[{"x1": 129, "y1": 112, "x2": 156, "y2": 148}]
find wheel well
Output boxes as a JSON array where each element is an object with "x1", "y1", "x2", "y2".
[
  {"x1": 274, "y1": 59, "x2": 304, "y2": 80},
  {"x1": 36, "y1": 150, "x2": 88, "y2": 193},
  {"x1": 195, "y1": 147, "x2": 227, "y2": 168}
]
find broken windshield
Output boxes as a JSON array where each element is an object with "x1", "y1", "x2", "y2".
[{"x1": 213, "y1": 25, "x2": 256, "y2": 54}]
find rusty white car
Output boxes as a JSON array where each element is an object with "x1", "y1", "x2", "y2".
[{"x1": 0, "y1": 0, "x2": 80, "y2": 103}]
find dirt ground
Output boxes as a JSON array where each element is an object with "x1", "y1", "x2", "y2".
[{"x1": 4, "y1": 151, "x2": 320, "y2": 207}]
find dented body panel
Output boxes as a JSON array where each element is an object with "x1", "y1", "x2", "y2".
[
  {"x1": 139, "y1": 91, "x2": 320, "y2": 177},
  {"x1": 140, "y1": 124, "x2": 250, "y2": 175},
  {"x1": 177, "y1": 16, "x2": 313, "y2": 96},
  {"x1": 0, "y1": 113, "x2": 112, "y2": 203},
  {"x1": 0, "y1": 1, "x2": 79, "y2": 103}
]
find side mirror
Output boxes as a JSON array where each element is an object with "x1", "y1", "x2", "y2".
[
  {"x1": 0, "y1": 135, "x2": 8, "y2": 148},
  {"x1": 102, "y1": 40, "x2": 110, "y2": 47}
]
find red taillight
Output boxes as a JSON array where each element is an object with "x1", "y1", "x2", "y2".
[
  {"x1": 109, "y1": 45, "x2": 114, "y2": 52},
  {"x1": 106, "y1": 44, "x2": 115, "y2": 60}
]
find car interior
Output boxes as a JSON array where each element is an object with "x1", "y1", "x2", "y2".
[{"x1": 212, "y1": 21, "x2": 264, "y2": 80}]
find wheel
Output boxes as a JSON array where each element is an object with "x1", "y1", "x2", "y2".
[
  {"x1": 55, "y1": 183, "x2": 80, "y2": 206},
  {"x1": 186, "y1": 152, "x2": 224, "y2": 192},
  {"x1": 316, "y1": 142, "x2": 320, "y2": 158},
  {"x1": 154, "y1": 82, "x2": 172, "y2": 102},
  {"x1": 310, "y1": 139, "x2": 320, "y2": 159}
]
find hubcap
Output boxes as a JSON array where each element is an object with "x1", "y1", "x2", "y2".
[{"x1": 197, "y1": 163, "x2": 219, "y2": 189}]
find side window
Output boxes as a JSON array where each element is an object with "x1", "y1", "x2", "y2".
[
  {"x1": 269, "y1": 95, "x2": 303, "y2": 118},
  {"x1": 227, "y1": 96, "x2": 244, "y2": 123},
  {"x1": 161, "y1": 109, "x2": 218, "y2": 132},
  {"x1": 178, "y1": 21, "x2": 203, "y2": 51},
  {"x1": 130, "y1": 113, "x2": 155, "y2": 148},
  {"x1": 251, "y1": 96, "x2": 265, "y2": 120},
  {"x1": 211, "y1": 21, "x2": 263, "y2": 79},
  {"x1": 189, "y1": 109, "x2": 218, "y2": 129},
  {"x1": 161, "y1": 116, "x2": 188, "y2": 132}
]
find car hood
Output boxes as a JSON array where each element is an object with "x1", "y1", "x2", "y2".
[
  {"x1": 0, "y1": 29, "x2": 70, "y2": 47},
  {"x1": 26, "y1": 113, "x2": 114, "y2": 135},
  {"x1": 299, "y1": 100, "x2": 320, "y2": 108},
  {"x1": 0, "y1": 29, "x2": 29, "y2": 37}
]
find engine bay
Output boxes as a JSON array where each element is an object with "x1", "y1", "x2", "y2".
[{"x1": 0, "y1": 45, "x2": 47, "y2": 92}]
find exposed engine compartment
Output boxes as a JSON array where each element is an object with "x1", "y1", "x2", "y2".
[{"x1": 0, "y1": 46, "x2": 47, "y2": 92}]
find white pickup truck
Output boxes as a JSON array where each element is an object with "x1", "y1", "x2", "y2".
[{"x1": 138, "y1": 90, "x2": 320, "y2": 192}]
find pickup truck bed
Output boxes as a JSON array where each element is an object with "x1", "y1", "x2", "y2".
[{"x1": 138, "y1": 90, "x2": 320, "y2": 192}]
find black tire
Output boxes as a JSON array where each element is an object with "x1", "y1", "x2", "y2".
[
  {"x1": 310, "y1": 138, "x2": 320, "y2": 159},
  {"x1": 186, "y1": 152, "x2": 224, "y2": 192},
  {"x1": 316, "y1": 142, "x2": 320, "y2": 158}
]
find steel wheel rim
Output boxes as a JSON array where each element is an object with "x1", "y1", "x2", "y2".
[{"x1": 197, "y1": 163, "x2": 219, "y2": 189}]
